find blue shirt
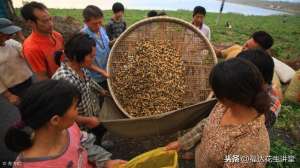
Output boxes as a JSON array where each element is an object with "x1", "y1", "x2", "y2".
[{"x1": 81, "y1": 26, "x2": 110, "y2": 83}]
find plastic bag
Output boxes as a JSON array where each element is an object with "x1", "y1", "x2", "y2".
[{"x1": 115, "y1": 147, "x2": 178, "y2": 168}]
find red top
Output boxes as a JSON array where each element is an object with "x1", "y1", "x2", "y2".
[
  {"x1": 14, "y1": 123, "x2": 93, "y2": 168},
  {"x1": 23, "y1": 31, "x2": 64, "y2": 77}
]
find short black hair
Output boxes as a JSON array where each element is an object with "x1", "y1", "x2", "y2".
[
  {"x1": 251, "y1": 31, "x2": 274, "y2": 50},
  {"x1": 237, "y1": 49, "x2": 274, "y2": 85},
  {"x1": 193, "y1": 6, "x2": 206, "y2": 17},
  {"x1": 55, "y1": 33, "x2": 96, "y2": 65},
  {"x1": 147, "y1": 10, "x2": 158, "y2": 17},
  {"x1": 20, "y1": 1, "x2": 47, "y2": 22},
  {"x1": 209, "y1": 58, "x2": 270, "y2": 114},
  {"x1": 65, "y1": 33, "x2": 96, "y2": 63},
  {"x1": 112, "y1": 2, "x2": 125, "y2": 13},
  {"x1": 83, "y1": 5, "x2": 103, "y2": 21},
  {"x1": 5, "y1": 80, "x2": 80, "y2": 152}
]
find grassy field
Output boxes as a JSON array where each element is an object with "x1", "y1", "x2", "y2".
[{"x1": 17, "y1": 9, "x2": 300, "y2": 167}]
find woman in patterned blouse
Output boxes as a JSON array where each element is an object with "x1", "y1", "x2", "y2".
[
  {"x1": 52, "y1": 33, "x2": 108, "y2": 142},
  {"x1": 166, "y1": 58, "x2": 271, "y2": 168}
]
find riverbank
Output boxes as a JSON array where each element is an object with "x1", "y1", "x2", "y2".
[{"x1": 222, "y1": 0, "x2": 300, "y2": 14}]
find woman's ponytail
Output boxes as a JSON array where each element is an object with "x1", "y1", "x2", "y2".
[
  {"x1": 252, "y1": 87, "x2": 271, "y2": 114},
  {"x1": 5, "y1": 80, "x2": 80, "y2": 153},
  {"x1": 5, "y1": 121, "x2": 34, "y2": 152}
]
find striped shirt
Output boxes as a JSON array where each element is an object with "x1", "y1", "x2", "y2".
[{"x1": 52, "y1": 63, "x2": 103, "y2": 129}]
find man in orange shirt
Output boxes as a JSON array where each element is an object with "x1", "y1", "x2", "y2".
[{"x1": 21, "y1": 1, "x2": 64, "y2": 80}]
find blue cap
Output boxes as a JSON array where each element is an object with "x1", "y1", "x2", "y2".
[{"x1": 0, "y1": 18, "x2": 22, "y2": 35}]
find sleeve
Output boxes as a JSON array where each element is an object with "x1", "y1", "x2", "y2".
[
  {"x1": 89, "y1": 78, "x2": 106, "y2": 93},
  {"x1": 178, "y1": 117, "x2": 208, "y2": 151},
  {"x1": 7, "y1": 39, "x2": 22, "y2": 54},
  {"x1": 23, "y1": 46, "x2": 47, "y2": 73},
  {"x1": 80, "y1": 131, "x2": 112, "y2": 168}
]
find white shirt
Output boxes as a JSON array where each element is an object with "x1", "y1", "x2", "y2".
[
  {"x1": 0, "y1": 39, "x2": 32, "y2": 93},
  {"x1": 199, "y1": 23, "x2": 211, "y2": 40}
]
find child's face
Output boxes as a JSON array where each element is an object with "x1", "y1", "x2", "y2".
[
  {"x1": 114, "y1": 11, "x2": 124, "y2": 19},
  {"x1": 243, "y1": 38, "x2": 260, "y2": 51},
  {"x1": 81, "y1": 47, "x2": 96, "y2": 68},
  {"x1": 193, "y1": 13, "x2": 205, "y2": 25},
  {"x1": 54, "y1": 99, "x2": 79, "y2": 129},
  {"x1": 85, "y1": 17, "x2": 103, "y2": 33}
]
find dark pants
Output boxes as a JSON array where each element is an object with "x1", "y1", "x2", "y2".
[
  {"x1": 88, "y1": 124, "x2": 107, "y2": 145},
  {"x1": 99, "y1": 80, "x2": 108, "y2": 90}
]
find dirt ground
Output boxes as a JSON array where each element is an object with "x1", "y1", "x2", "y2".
[{"x1": 104, "y1": 132, "x2": 195, "y2": 167}]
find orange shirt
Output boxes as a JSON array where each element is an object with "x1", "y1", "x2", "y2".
[{"x1": 23, "y1": 31, "x2": 64, "y2": 77}]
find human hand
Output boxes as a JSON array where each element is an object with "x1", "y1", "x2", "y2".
[
  {"x1": 85, "y1": 116, "x2": 100, "y2": 129},
  {"x1": 165, "y1": 140, "x2": 181, "y2": 151}
]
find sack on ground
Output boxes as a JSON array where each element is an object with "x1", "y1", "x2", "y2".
[
  {"x1": 273, "y1": 57, "x2": 295, "y2": 83},
  {"x1": 285, "y1": 70, "x2": 300, "y2": 104}
]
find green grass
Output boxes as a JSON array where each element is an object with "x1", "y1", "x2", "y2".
[
  {"x1": 268, "y1": 102, "x2": 300, "y2": 168},
  {"x1": 268, "y1": 139, "x2": 299, "y2": 168},
  {"x1": 42, "y1": 9, "x2": 300, "y2": 60}
]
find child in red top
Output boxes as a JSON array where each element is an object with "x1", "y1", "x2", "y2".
[{"x1": 5, "y1": 80, "x2": 126, "y2": 168}]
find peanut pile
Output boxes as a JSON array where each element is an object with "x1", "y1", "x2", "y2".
[{"x1": 111, "y1": 40, "x2": 186, "y2": 117}]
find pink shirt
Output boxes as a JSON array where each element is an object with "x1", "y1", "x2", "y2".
[{"x1": 14, "y1": 124, "x2": 93, "y2": 168}]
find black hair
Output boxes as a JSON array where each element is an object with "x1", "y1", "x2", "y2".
[
  {"x1": 5, "y1": 80, "x2": 80, "y2": 152},
  {"x1": 147, "y1": 10, "x2": 158, "y2": 17},
  {"x1": 55, "y1": 33, "x2": 96, "y2": 65},
  {"x1": 209, "y1": 58, "x2": 270, "y2": 114},
  {"x1": 158, "y1": 11, "x2": 167, "y2": 16},
  {"x1": 237, "y1": 49, "x2": 274, "y2": 85},
  {"x1": 112, "y1": 2, "x2": 125, "y2": 13},
  {"x1": 83, "y1": 5, "x2": 104, "y2": 21},
  {"x1": 251, "y1": 31, "x2": 274, "y2": 50},
  {"x1": 20, "y1": 1, "x2": 47, "y2": 22},
  {"x1": 193, "y1": 6, "x2": 206, "y2": 17}
]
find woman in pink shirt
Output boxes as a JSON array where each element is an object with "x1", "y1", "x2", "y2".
[{"x1": 5, "y1": 80, "x2": 126, "y2": 168}]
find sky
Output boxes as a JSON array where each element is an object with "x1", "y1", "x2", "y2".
[{"x1": 12, "y1": 0, "x2": 291, "y2": 15}]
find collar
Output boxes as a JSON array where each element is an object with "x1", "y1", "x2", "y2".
[
  {"x1": 214, "y1": 103, "x2": 266, "y2": 137},
  {"x1": 30, "y1": 31, "x2": 57, "y2": 43}
]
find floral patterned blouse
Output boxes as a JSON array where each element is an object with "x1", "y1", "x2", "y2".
[{"x1": 179, "y1": 102, "x2": 270, "y2": 168}]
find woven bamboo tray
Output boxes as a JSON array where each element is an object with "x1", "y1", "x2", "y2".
[
  {"x1": 100, "y1": 97, "x2": 217, "y2": 137},
  {"x1": 107, "y1": 16, "x2": 217, "y2": 118}
]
